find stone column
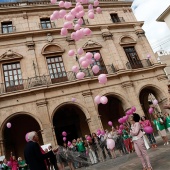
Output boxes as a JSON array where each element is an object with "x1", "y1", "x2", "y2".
[
  {"x1": 82, "y1": 91, "x2": 103, "y2": 132},
  {"x1": 36, "y1": 92, "x2": 56, "y2": 146},
  {"x1": 134, "y1": 24, "x2": 157, "y2": 63},
  {"x1": 120, "y1": 76, "x2": 145, "y2": 116},
  {"x1": 0, "y1": 139, "x2": 4, "y2": 156},
  {"x1": 101, "y1": 26, "x2": 125, "y2": 70}
]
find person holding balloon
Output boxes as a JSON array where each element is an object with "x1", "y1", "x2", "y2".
[
  {"x1": 130, "y1": 113, "x2": 152, "y2": 170},
  {"x1": 106, "y1": 128, "x2": 117, "y2": 159},
  {"x1": 153, "y1": 114, "x2": 169, "y2": 145},
  {"x1": 140, "y1": 116, "x2": 157, "y2": 148},
  {"x1": 10, "y1": 152, "x2": 19, "y2": 170}
]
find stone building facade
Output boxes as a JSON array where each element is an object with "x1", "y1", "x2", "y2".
[{"x1": 0, "y1": 0, "x2": 168, "y2": 158}]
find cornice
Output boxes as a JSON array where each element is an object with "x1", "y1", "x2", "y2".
[
  {"x1": 0, "y1": 22, "x2": 144, "y2": 40},
  {"x1": 0, "y1": 1, "x2": 132, "y2": 14}
]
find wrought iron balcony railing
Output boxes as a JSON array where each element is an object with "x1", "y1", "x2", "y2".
[
  {"x1": 1, "y1": 26, "x2": 16, "y2": 34},
  {"x1": 0, "y1": 64, "x2": 116, "y2": 94},
  {"x1": 110, "y1": 17, "x2": 125, "y2": 23},
  {"x1": 39, "y1": 22, "x2": 56, "y2": 29},
  {"x1": 126, "y1": 59, "x2": 152, "y2": 69}
]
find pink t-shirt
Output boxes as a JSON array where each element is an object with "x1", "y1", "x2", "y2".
[
  {"x1": 10, "y1": 157, "x2": 19, "y2": 170},
  {"x1": 140, "y1": 120, "x2": 151, "y2": 128}
]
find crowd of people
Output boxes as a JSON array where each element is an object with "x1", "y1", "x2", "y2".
[{"x1": 1, "y1": 112, "x2": 170, "y2": 170}]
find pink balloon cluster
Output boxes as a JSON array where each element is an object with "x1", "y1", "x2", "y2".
[
  {"x1": 94, "y1": 95, "x2": 108, "y2": 105},
  {"x1": 126, "y1": 106, "x2": 136, "y2": 116},
  {"x1": 118, "y1": 115, "x2": 129, "y2": 124}
]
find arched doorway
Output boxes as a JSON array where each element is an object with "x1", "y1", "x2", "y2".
[
  {"x1": 139, "y1": 87, "x2": 162, "y2": 120},
  {"x1": 53, "y1": 104, "x2": 90, "y2": 145},
  {"x1": 98, "y1": 95, "x2": 125, "y2": 130},
  {"x1": 3, "y1": 114, "x2": 43, "y2": 159}
]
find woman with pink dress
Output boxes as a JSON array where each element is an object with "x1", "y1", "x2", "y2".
[{"x1": 10, "y1": 152, "x2": 19, "y2": 170}]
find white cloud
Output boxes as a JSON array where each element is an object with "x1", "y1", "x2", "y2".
[{"x1": 132, "y1": 0, "x2": 170, "y2": 52}]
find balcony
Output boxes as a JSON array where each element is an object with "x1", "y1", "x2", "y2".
[
  {"x1": 110, "y1": 16, "x2": 125, "y2": 23},
  {"x1": 39, "y1": 22, "x2": 55, "y2": 29},
  {"x1": 1, "y1": 26, "x2": 16, "y2": 34},
  {"x1": 126, "y1": 59, "x2": 152, "y2": 69},
  {"x1": 0, "y1": 64, "x2": 116, "y2": 94}
]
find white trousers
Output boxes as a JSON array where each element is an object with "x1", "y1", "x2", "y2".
[{"x1": 89, "y1": 149, "x2": 97, "y2": 164}]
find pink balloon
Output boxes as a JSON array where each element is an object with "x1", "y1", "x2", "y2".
[
  {"x1": 83, "y1": 28, "x2": 92, "y2": 35},
  {"x1": 77, "y1": 48, "x2": 84, "y2": 55},
  {"x1": 88, "y1": 4, "x2": 93, "y2": 10},
  {"x1": 79, "y1": 56, "x2": 86, "y2": 64},
  {"x1": 51, "y1": 0, "x2": 56, "y2": 4},
  {"x1": 77, "y1": 18, "x2": 84, "y2": 25},
  {"x1": 63, "y1": 22, "x2": 73, "y2": 29},
  {"x1": 126, "y1": 109, "x2": 133, "y2": 115},
  {"x1": 85, "y1": 52, "x2": 93, "y2": 59},
  {"x1": 86, "y1": 136, "x2": 91, "y2": 141},
  {"x1": 68, "y1": 50, "x2": 75, "y2": 57},
  {"x1": 123, "y1": 115, "x2": 129, "y2": 121},
  {"x1": 153, "y1": 99, "x2": 158, "y2": 105},
  {"x1": 94, "y1": 0, "x2": 99, "y2": 6},
  {"x1": 50, "y1": 14, "x2": 55, "y2": 21},
  {"x1": 25, "y1": 133, "x2": 29, "y2": 142},
  {"x1": 60, "y1": 28, "x2": 68, "y2": 36},
  {"x1": 71, "y1": 32, "x2": 77, "y2": 40},
  {"x1": 79, "y1": 11, "x2": 85, "y2": 18},
  {"x1": 118, "y1": 118, "x2": 124, "y2": 124},
  {"x1": 94, "y1": 53, "x2": 101, "y2": 60},
  {"x1": 72, "y1": 65, "x2": 79, "y2": 73},
  {"x1": 100, "y1": 96, "x2": 108, "y2": 104},
  {"x1": 71, "y1": 8, "x2": 77, "y2": 16},
  {"x1": 108, "y1": 121, "x2": 113, "y2": 126},
  {"x1": 59, "y1": 1, "x2": 64, "y2": 7},
  {"x1": 94, "y1": 95, "x2": 101, "y2": 104},
  {"x1": 118, "y1": 129, "x2": 122, "y2": 135},
  {"x1": 71, "y1": 98, "x2": 76, "y2": 102},
  {"x1": 76, "y1": 72, "x2": 85, "y2": 79},
  {"x1": 97, "y1": 129, "x2": 101, "y2": 136},
  {"x1": 92, "y1": 65, "x2": 100, "y2": 74},
  {"x1": 53, "y1": 11, "x2": 60, "y2": 20},
  {"x1": 131, "y1": 106, "x2": 136, "y2": 112},
  {"x1": 101, "y1": 130, "x2": 105, "y2": 135},
  {"x1": 63, "y1": 137, "x2": 67, "y2": 141},
  {"x1": 143, "y1": 126, "x2": 153, "y2": 134},
  {"x1": 88, "y1": 12, "x2": 94, "y2": 19},
  {"x1": 107, "y1": 139, "x2": 115, "y2": 150},
  {"x1": 147, "y1": 54, "x2": 151, "y2": 59},
  {"x1": 98, "y1": 74, "x2": 107, "y2": 84},
  {"x1": 119, "y1": 125, "x2": 124, "y2": 130},
  {"x1": 96, "y1": 7, "x2": 102, "y2": 14},
  {"x1": 66, "y1": 14, "x2": 74, "y2": 21},
  {"x1": 77, "y1": 4, "x2": 84, "y2": 11},
  {"x1": 149, "y1": 107, "x2": 154, "y2": 114},
  {"x1": 64, "y1": 1, "x2": 72, "y2": 9},
  {"x1": 81, "y1": 60, "x2": 89, "y2": 68},
  {"x1": 74, "y1": 24, "x2": 80, "y2": 31},
  {"x1": 7, "y1": 122, "x2": 11, "y2": 128},
  {"x1": 68, "y1": 141, "x2": 72, "y2": 146},
  {"x1": 7, "y1": 161, "x2": 12, "y2": 167},
  {"x1": 62, "y1": 131, "x2": 67, "y2": 136}
]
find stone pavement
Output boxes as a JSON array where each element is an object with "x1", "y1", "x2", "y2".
[{"x1": 66, "y1": 135, "x2": 170, "y2": 170}]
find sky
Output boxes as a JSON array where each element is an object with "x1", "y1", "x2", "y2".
[
  {"x1": 0, "y1": 0, "x2": 170, "y2": 52},
  {"x1": 131, "y1": 0, "x2": 170, "y2": 52}
]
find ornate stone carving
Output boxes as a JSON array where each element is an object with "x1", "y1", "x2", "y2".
[
  {"x1": 36, "y1": 100, "x2": 48, "y2": 107},
  {"x1": 26, "y1": 41, "x2": 35, "y2": 50},
  {"x1": 136, "y1": 30, "x2": 146, "y2": 38},
  {"x1": 82, "y1": 91, "x2": 92, "y2": 96},
  {"x1": 0, "y1": 50, "x2": 23, "y2": 62},
  {"x1": 47, "y1": 33, "x2": 53, "y2": 43},
  {"x1": 102, "y1": 32, "x2": 113, "y2": 40},
  {"x1": 121, "y1": 81, "x2": 133, "y2": 88},
  {"x1": 66, "y1": 36, "x2": 75, "y2": 45},
  {"x1": 83, "y1": 39, "x2": 102, "y2": 50}
]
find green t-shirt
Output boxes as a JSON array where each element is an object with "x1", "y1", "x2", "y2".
[
  {"x1": 122, "y1": 129, "x2": 130, "y2": 140},
  {"x1": 153, "y1": 118, "x2": 165, "y2": 131},
  {"x1": 76, "y1": 141, "x2": 85, "y2": 152},
  {"x1": 2, "y1": 163, "x2": 10, "y2": 170},
  {"x1": 165, "y1": 116, "x2": 170, "y2": 128},
  {"x1": 18, "y1": 160, "x2": 27, "y2": 170}
]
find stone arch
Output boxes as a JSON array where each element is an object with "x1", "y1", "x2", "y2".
[
  {"x1": 51, "y1": 101, "x2": 91, "y2": 121},
  {"x1": 0, "y1": 112, "x2": 43, "y2": 158},
  {"x1": 52, "y1": 102, "x2": 91, "y2": 145},
  {"x1": 119, "y1": 35, "x2": 136, "y2": 45},
  {"x1": 41, "y1": 43, "x2": 65, "y2": 56}
]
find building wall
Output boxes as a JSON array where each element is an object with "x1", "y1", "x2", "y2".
[
  {"x1": 0, "y1": 1, "x2": 168, "y2": 157},
  {"x1": 164, "y1": 13, "x2": 170, "y2": 29}
]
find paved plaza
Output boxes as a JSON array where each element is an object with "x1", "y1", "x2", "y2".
[{"x1": 72, "y1": 136, "x2": 170, "y2": 170}]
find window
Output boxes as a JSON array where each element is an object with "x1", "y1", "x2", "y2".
[
  {"x1": 40, "y1": 18, "x2": 54, "y2": 29},
  {"x1": 3, "y1": 62, "x2": 23, "y2": 92},
  {"x1": 110, "y1": 14, "x2": 120, "y2": 23},
  {"x1": 88, "y1": 51, "x2": 107, "y2": 75},
  {"x1": 1, "y1": 22, "x2": 14, "y2": 33},
  {"x1": 124, "y1": 47, "x2": 143, "y2": 69},
  {"x1": 47, "y1": 56, "x2": 67, "y2": 83}
]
